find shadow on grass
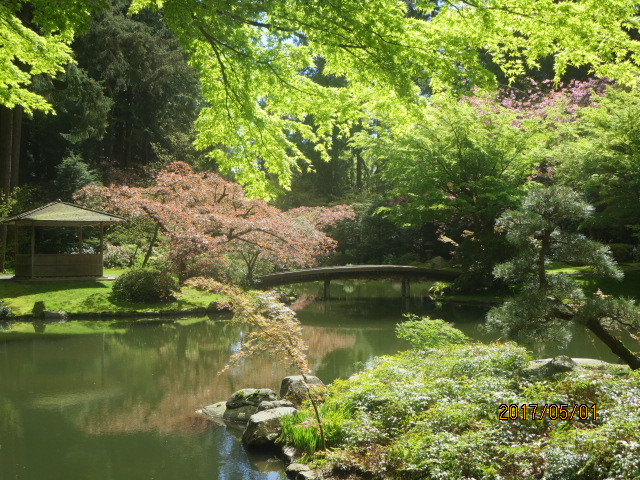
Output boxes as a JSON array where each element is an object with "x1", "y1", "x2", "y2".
[
  {"x1": 576, "y1": 269, "x2": 640, "y2": 300},
  {"x1": 78, "y1": 291, "x2": 201, "y2": 313},
  {"x1": 0, "y1": 280, "x2": 109, "y2": 299}
]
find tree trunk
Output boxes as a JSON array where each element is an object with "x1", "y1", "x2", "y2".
[
  {"x1": 0, "y1": 107, "x2": 13, "y2": 273},
  {"x1": 538, "y1": 229, "x2": 552, "y2": 291},
  {"x1": 142, "y1": 223, "x2": 160, "y2": 267},
  {"x1": 584, "y1": 317, "x2": 640, "y2": 370},
  {"x1": 355, "y1": 151, "x2": 363, "y2": 191},
  {"x1": 0, "y1": 106, "x2": 12, "y2": 195}
]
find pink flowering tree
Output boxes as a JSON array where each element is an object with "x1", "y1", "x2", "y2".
[{"x1": 76, "y1": 162, "x2": 353, "y2": 283}]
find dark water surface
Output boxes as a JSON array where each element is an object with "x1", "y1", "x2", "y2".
[{"x1": 0, "y1": 280, "x2": 623, "y2": 480}]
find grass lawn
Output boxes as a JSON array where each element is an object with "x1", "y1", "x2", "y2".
[
  {"x1": 547, "y1": 262, "x2": 640, "y2": 298},
  {"x1": 0, "y1": 269, "x2": 221, "y2": 316},
  {"x1": 437, "y1": 263, "x2": 640, "y2": 305}
]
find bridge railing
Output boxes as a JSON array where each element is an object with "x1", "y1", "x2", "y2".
[{"x1": 257, "y1": 265, "x2": 460, "y2": 289}]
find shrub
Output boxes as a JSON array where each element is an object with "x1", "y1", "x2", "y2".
[
  {"x1": 396, "y1": 315, "x2": 469, "y2": 349},
  {"x1": 111, "y1": 269, "x2": 178, "y2": 303},
  {"x1": 287, "y1": 333, "x2": 640, "y2": 480},
  {"x1": 103, "y1": 244, "x2": 135, "y2": 268},
  {"x1": 0, "y1": 300, "x2": 12, "y2": 319}
]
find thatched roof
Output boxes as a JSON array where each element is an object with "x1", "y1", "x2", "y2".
[{"x1": 1, "y1": 201, "x2": 126, "y2": 226}]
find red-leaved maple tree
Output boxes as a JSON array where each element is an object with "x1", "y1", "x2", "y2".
[{"x1": 76, "y1": 162, "x2": 353, "y2": 283}]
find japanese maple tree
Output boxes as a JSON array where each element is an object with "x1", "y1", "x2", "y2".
[{"x1": 76, "y1": 162, "x2": 353, "y2": 282}]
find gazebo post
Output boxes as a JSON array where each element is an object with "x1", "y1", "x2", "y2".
[
  {"x1": 99, "y1": 224, "x2": 104, "y2": 254},
  {"x1": 79, "y1": 226, "x2": 84, "y2": 254}
]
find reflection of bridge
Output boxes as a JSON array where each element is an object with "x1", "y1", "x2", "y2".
[{"x1": 257, "y1": 265, "x2": 460, "y2": 299}]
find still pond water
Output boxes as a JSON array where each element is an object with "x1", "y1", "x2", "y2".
[{"x1": 0, "y1": 280, "x2": 620, "y2": 480}]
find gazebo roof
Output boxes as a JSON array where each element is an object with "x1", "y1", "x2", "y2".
[{"x1": 1, "y1": 201, "x2": 126, "y2": 226}]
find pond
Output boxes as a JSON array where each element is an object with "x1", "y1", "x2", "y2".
[{"x1": 0, "y1": 280, "x2": 624, "y2": 480}]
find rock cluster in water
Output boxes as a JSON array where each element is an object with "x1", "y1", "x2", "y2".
[{"x1": 198, "y1": 374, "x2": 325, "y2": 479}]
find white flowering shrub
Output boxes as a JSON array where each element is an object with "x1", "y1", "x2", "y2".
[{"x1": 286, "y1": 323, "x2": 640, "y2": 479}]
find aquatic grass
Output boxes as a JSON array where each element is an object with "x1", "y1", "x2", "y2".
[
  {"x1": 280, "y1": 403, "x2": 351, "y2": 457},
  {"x1": 280, "y1": 412, "x2": 324, "y2": 455}
]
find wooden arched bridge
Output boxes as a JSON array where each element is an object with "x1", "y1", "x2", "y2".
[{"x1": 257, "y1": 265, "x2": 460, "y2": 299}]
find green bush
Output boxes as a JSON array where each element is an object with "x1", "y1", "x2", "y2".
[
  {"x1": 396, "y1": 315, "x2": 469, "y2": 349},
  {"x1": 111, "y1": 269, "x2": 178, "y2": 303},
  {"x1": 0, "y1": 300, "x2": 12, "y2": 319},
  {"x1": 103, "y1": 244, "x2": 135, "y2": 268}
]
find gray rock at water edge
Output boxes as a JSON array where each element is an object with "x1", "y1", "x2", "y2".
[
  {"x1": 43, "y1": 310, "x2": 69, "y2": 321},
  {"x1": 281, "y1": 445, "x2": 297, "y2": 463},
  {"x1": 224, "y1": 388, "x2": 278, "y2": 423},
  {"x1": 241, "y1": 406, "x2": 297, "y2": 447},
  {"x1": 286, "y1": 463, "x2": 311, "y2": 480},
  {"x1": 32, "y1": 301, "x2": 46, "y2": 318},
  {"x1": 199, "y1": 401, "x2": 227, "y2": 418},
  {"x1": 258, "y1": 399, "x2": 295, "y2": 411},
  {"x1": 224, "y1": 404, "x2": 260, "y2": 423},
  {"x1": 280, "y1": 375, "x2": 324, "y2": 407},
  {"x1": 536, "y1": 356, "x2": 578, "y2": 378},
  {"x1": 285, "y1": 463, "x2": 323, "y2": 480}
]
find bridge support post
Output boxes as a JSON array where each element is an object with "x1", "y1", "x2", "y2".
[
  {"x1": 323, "y1": 279, "x2": 331, "y2": 300},
  {"x1": 401, "y1": 278, "x2": 410, "y2": 299}
]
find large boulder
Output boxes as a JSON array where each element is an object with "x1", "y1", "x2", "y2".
[
  {"x1": 285, "y1": 463, "x2": 323, "y2": 480},
  {"x1": 227, "y1": 388, "x2": 277, "y2": 408},
  {"x1": 242, "y1": 406, "x2": 297, "y2": 447},
  {"x1": 280, "y1": 375, "x2": 324, "y2": 407},
  {"x1": 223, "y1": 388, "x2": 277, "y2": 423},
  {"x1": 199, "y1": 401, "x2": 227, "y2": 418},
  {"x1": 32, "y1": 301, "x2": 46, "y2": 318},
  {"x1": 429, "y1": 256, "x2": 448, "y2": 268}
]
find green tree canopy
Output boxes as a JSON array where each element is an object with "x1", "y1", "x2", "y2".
[
  {"x1": 555, "y1": 86, "x2": 640, "y2": 242},
  {"x1": 354, "y1": 93, "x2": 548, "y2": 288},
  {"x1": 128, "y1": 0, "x2": 640, "y2": 195},
  {"x1": 0, "y1": 0, "x2": 108, "y2": 113}
]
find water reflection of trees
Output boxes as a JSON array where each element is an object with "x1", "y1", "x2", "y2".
[{"x1": 72, "y1": 320, "x2": 365, "y2": 436}]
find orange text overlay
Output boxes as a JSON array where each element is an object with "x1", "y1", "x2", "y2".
[{"x1": 499, "y1": 404, "x2": 597, "y2": 421}]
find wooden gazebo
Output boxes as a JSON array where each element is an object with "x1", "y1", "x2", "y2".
[{"x1": 1, "y1": 201, "x2": 125, "y2": 278}]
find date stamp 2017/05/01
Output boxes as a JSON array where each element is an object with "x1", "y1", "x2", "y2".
[{"x1": 499, "y1": 404, "x2": 597, "y2": 421}]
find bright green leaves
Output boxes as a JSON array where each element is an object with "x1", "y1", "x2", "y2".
[
  {"x1": 554, "y1": 86, "x2": 640, "y2": 240},
  {"x1": 433, "y1": 0, "x2": 640, "y2": 86},
  {"x1": 125, "y1": 0, "x2": 640, "y2": 194},
  {"x1": 396, "y1": 315, "x2": 470, "y2": 350},
  {"x1": 365, "y1": 93, "x2": 541, "y2": 229},
  {"x1": 0, "y1": 0, "x2": 108, "y2": 113},
  {"x1": 0, "y1": 3, "x2": 72, "y2": 112}
]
